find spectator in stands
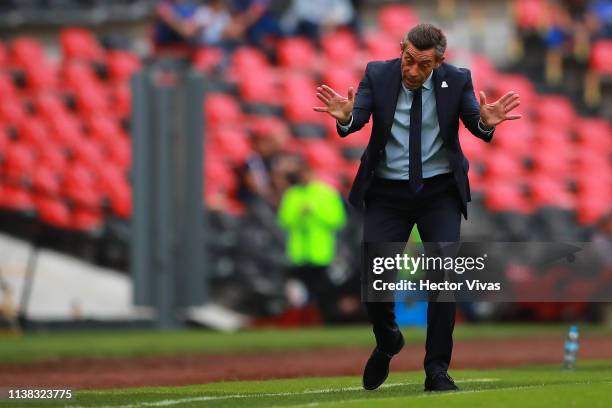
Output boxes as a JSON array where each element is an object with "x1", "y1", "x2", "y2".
[
  {"x1": 237, "y1": 123, "x2": 286, "y2": 206},
  {"x1": 282, "y1": 0, "x2": 356, "y2": 43},
  {"x1": 227, "y1": 0, "x2": 282, "y2": 48},
  {"x1": 590, "y1": 0, "x2": 612, "y2": 38},
  {"x1": 277, "y1": 156, "x2": 346, "y2": 322},
  {"x1": 545, "y1": 0, "x2": 603, "y2": 82},
  {"x1": 153, "y1": 0, "x2": 199, "y2": 48}
]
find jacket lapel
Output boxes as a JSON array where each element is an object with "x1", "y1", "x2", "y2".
[
  {"x1": 380, "y1": 58, "x2": 402, "y2": 145},
  {"x1": 433, "y1": 63, "x2": 449, "y2": 141}
]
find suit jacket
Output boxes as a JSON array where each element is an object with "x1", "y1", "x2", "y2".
[{"x1": 337, "y1": 59, "x2": 494, "y2": 220}]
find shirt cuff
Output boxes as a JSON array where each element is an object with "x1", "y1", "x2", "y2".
[
  {"x1": 337, "y1": 114, "x2": 353, "y2": 131},
  {"x1": 478, "y1": 118, "x2": 495, "y2": 135}
]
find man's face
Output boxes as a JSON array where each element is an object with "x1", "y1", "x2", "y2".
[{"x1": 400, "y1": 41, "x2": 444, "y2": 90}]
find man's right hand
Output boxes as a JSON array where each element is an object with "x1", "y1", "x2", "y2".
[{"x1": 313, "y1": 85, "x2": 354, "y2": 125}]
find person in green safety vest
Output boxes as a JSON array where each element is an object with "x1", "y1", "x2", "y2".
[{"x1": 277, "y1": 157, "x2": 347, "y2": 319}]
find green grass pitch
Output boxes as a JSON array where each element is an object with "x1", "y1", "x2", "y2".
[
  {"x1": 2, "y1": 361, "x2": 611, "y2": 408},
  {"x1": 1, "y1": 324, "x2": 611, "y2": 407}
]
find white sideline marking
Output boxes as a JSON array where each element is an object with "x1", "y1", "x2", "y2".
[
  {"x1": 68, "y1": 378, "x2": 500, "y2": 408},
  {"x1": 270, "y1": 379, "x2": 612, "y2": 408}
]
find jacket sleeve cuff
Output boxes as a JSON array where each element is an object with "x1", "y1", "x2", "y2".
[
  {"x1": 478, "y1": 118, "x2": 495, "y2": 135},
  {"x1": 337, "y1": 114, "x2": 353, "y2": 132}
]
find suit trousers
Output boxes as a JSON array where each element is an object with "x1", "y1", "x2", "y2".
[{"x1": 363, "y1": 171, "x2": 462, "y2": 376}]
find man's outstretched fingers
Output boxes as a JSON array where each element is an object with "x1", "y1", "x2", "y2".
[
  {"x1": 312, "y1": 106, "x2": 330, "y2": 112},
  {"x1": 479, "y1": 91, "x2": 487, "y2": 106},
  {"x1": 316, "y1": 92, "x2": 330, "y2": 105},
  {"x1": 505, "y1": 100, "x2": 520, "y2": 112},
  {"x1": 498, "y1": 91, "x2": 516, "y2": 105},
  {"x1": 347, "y1": 86, "x2": 355, "y2": 101},
  {"x1": 321, "y1": 84, "x2": 340, "y2": 98}
]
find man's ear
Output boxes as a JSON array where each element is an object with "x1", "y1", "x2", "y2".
[
  {"x1": 400, "y1": 40, "x2": 406, "y2": 53},
  {"x1": 435, "y1": 55, "x2": 446, "y2": 68}
]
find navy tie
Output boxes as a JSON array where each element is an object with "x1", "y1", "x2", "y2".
[{"x1": 409, "y1": 87, "x2": 423, "y2": 193}]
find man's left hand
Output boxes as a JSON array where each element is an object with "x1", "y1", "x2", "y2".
[{"x1": 479, "y1": 91, "x2": 522, "y2": 128}]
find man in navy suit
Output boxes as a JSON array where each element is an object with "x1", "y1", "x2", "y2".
[{"x1": 313, "y1": 23, "x2": 521, "y2": 392}]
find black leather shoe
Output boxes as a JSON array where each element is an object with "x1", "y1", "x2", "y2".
[
  {"x1": 362, "y1": 334, "x2": 404, "y2": 390},
  {"x1": 424, "y1": 372, "x2": 459, "y2": 392}
]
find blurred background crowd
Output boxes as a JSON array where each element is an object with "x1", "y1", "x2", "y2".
[{"x1": 0, "y1": 0, "x2": 611, "y2": 328}]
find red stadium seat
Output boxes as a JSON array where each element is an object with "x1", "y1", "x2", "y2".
[
  {"x1": 483, "y1": 150, "x2": 526, "y2": 180},
  {"x1": 514, "y1": 0, "x2": 549, "y2": 30},
  {"x1": 237, "y1": 66, "x2": 280, "y2": 105},
  {"x1": 282, "y1": 73, "x2": 326, "y2": 124},
  {"x1": 3, "y1": 142, "x2": 36, "y2": 180},
  {"x1": 110, "y1": 83, "x2": 132, "y2": 117},
  {"x1": 327, "y1": 118, "x2": 371, "y2": 147},
  {"x1": 106, "y1": 51, "x2": 141, "y2": 83},
  {"x1": 70, "y1": 138, "x2": 105, "y2": 171},
  {"x1": 0, "y1": 127, "x2": 9, "y2": 154},
  {"x1": 535, "y1": 95, "x2": 576, "y2": 130},
  {"x1": 378, "y1": 5, "x2": 419, "y2": 39},
  {"x1": 88, "y1": 116, "x2": 122, "y2": 144},
  {"x1": 108, "y1": 182, "x2": 132, "y2": 219},
  {"x1": 574, "y1": 118, "x2": 611, "y2": 152},
  {"x1": 231, "y1": 46, "x2": 270, "y2": 73},
  {"x1": 48, "y1": 113, "x2": 84, "y2": 147},
  {"x1": 193, "y1": 47, "x2": 224, "y2": 74},
  {"x1": 62, "y1": 162, "x2": 99, "y2": 208},
  {"x1": 204, "y1": 93, "x2": 243, "y2": 127},
  {"x1": 490, "y1": 119, "x2": 533, "y2": 156},
  {"x1": 35, "y1": 196, "x2": 71, "y2": 228},
  {"x1": 576, "y1": 194, "x2": 609, "y2": 225},
  {"x1": 589, "y1": 40, "x2": 612, "y2": 76},
  {"x1": 35, "y1": 93, "x2": 69, "y2": 121},
  {"x1": 467, "y1": 168, "x2": 484, "y2": 192},
  {"x1": 209, "y1": 127, "x2": 252, "y2": 164},
  {"x1": 106, "y1": 134, "x2": 131, "y2": 170},
  {"x1": 0, "y1": 99, "x2": 27, "y2": 125},
  {"x1": 0, "y1": 72, "x2": 17, "y2": 99},
  {"x1": 74, "y1": 83, "x2": 110, "y2": 116},
  {"x1": 277, "y1": 38, "x2": 319, "y2": 72},
  {"x1": 483, "y1": 181, "x2": 531, "y2": 214},
  {"x1": 528, "y1": 175, "x2": 574, "y2": 209},
  {"x1": 38, "y1": 148, "x2": 68, "y2": 173},
  {"x1": 60, "y1": 28, "x2": 104, "y2": 62},
  {"x1": 23, "y1": 62, "x2": 59, "y2": 91},
  {"x1": 17, "y1": 116, "x2": 49, "y2": 149},
  {"x1": 363, "y1": 30, "x2": 398, "y2": 61},
  {"x1": 10, "y1": 37, "x2": 46, "y2": 67},
  {"x1": 248, "y1": 115, "x2": 289, "y2": 139},
  {"x1": 63, "y1": 60, "x2": 99, "y2": 89},
  {"x1": 531, "y1": 146, "x2": 572, "y2": 178},
  {"x1": 72, "y1": 208, "x2": 104, "y2": 232},
  {"x1": 0, "y1": 41, "x2": 6, "y2": 66},
  {"x1": 0, "y1": 186, "x2": 35, "y2": 212},
  {"x1": 469, "y1": 55, "x2": 498, "y2": 93},
  {"x1": 31, "y1": 166, "x2": 61, "y2": 195},
  {"x1": 321, "y1": 30, "x2": 360, "y2": 63},
  {"x1": 459, "y1": 125, "x2": 488, "y2": 161},
  {"x1": 492, "y1": 73, "x2": 536, "y2": 113},
  {"x1": 301, "y1": 140, "x2": 344, "y2": 172},
  {"x1": 321, "y1": 67, "x2": 360, "y2": 96}
]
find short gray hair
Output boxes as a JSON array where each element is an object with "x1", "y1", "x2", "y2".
[{"x1": 403, "y1": 23, "x2": 447, "y2": 59}]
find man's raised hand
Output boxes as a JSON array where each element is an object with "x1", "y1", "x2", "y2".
[
  {"x1": 313, "y1": 85, "x2": 354, "y2": 125},
  {"x1": 479, "y1": 91, "x2": 522, "y2": 128}
]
